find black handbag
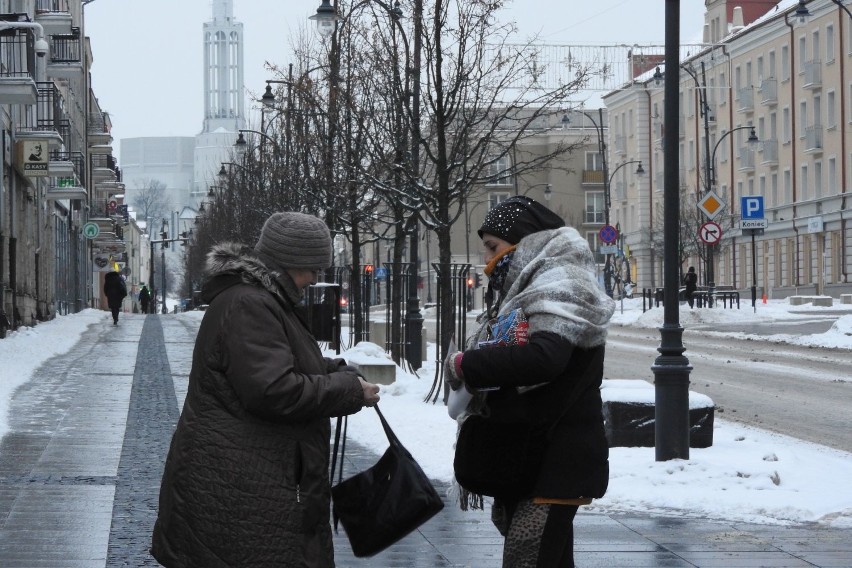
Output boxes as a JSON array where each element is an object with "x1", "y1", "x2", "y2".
[
  {"x1": 453, "y1": 414, "x2": 549, "y2": 499},
  {"x1": 330, "y1": 405, "x2": 444, "y2": 558},
  {"x1": 453, "y1": 386, "x2": 583, "y2": 499}
]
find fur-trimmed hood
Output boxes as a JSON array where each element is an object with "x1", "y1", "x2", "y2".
[{"x1": 201, "y1": 241, "x2": 297, "y2": 306}]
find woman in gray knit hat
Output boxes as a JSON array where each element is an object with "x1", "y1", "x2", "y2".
[{"x1": 152, "y1": 211, "x2": 380, "y2": 568}]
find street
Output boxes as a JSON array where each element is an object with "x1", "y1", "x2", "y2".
[{"x1": 604, "y1": 323, "x2": 852, "y2": 453}]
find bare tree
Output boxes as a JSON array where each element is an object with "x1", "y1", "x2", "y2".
[
  {"x1": 648, "y1": 188, "x2": 736, "y2": 285},
  {"x1": 132, "y1": 178, "x2": 171, "y2": 229},
  {"x1": 415, "y1": 0, "x2": 600, "y2": 363}
]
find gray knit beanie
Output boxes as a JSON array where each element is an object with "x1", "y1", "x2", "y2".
[{"x1": 254, "y1": 212, "x2": 332, "y2": 270}]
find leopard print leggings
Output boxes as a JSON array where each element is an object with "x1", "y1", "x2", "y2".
[{"x1": 496, "y1": 499, "x2": 578, "y2": 567}]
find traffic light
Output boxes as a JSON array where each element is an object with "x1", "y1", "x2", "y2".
[
  {"x1": 180, "y1": 231, "x2": 188, "y2": 246},
  {"x1": 365, "y1": 264, "x2": 374, "y2": 275},
  {"x1": 161, "y1": 230, "x2": 168, "y2": 249},
  {"x1": 474, "y1": 272, "x2": 482, "y2": 288},
  {"x1": 467, "y1": 276, "x2": 474, "y2": 288}
]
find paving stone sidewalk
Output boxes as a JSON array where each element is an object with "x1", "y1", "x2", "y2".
[{"x1": 0, "y1": 312, "x2": 849, "y2": 567}]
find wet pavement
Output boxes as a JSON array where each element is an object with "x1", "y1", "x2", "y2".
[{"x1": 0, "y1": 312, "x2": 850, "y2": 567}]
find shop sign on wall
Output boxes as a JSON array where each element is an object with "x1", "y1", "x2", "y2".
[{"x1": 16, "y1": 139, "x2": 49, "y2": 177}]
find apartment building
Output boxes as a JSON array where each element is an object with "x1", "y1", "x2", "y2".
[
  {"x1": 604, "y1": 0, "x2": 852, "y2": 297},
  {"x1": 1, "y1": 0, "x2": 123, "y2": 328}
]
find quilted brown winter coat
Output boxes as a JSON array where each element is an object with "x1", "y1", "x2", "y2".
[{"x1": 151, "y1": 243, "x2": 365, "y2": 568}]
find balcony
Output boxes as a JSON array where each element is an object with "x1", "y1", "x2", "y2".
[
  {"x1": 15, "y1": 83, "x2": 66, "y2": 153},
  {"x1": 760, "y1": 139, "x2": 779, "y2": 167},
  {"x1": 737, "y1": 87, "x2": 754, "y2": 113},
  {"x1": 582, "y1": 169, "x2": 605, "y2": 185},
  {"x1": 804, "y1": 124, "x2": 823, "y2": 154},
  {"x1": 759, "y1": 78, "x2": 778, "y2": 106},
  {"x1": 91, "y1": 153, "x2": 118, "y2": 183},
  {"x1": 737, "y1": 147, "x2": 756, "y2": 172},
  {"x1": 88, "y1": 111, "x2": 112, "y2": 146},
  {"x1": 802, "y1": 60, "x2": 821, "y2": 90},
  {"x1": 0, "y1": 28, "x2": 38, "y2": 105},
  {"x1": 46, "y1": 27, "x2": 83, "y2": 79},
  {"x1": 45, "y1": 176, "x2": 86, "y2": 201},
  {"x1": 34, "y1": 0, "x2": 72, "y2": 36}
]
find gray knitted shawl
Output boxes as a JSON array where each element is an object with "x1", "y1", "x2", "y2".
[{"x1": 469, "y1": 226, "x2": 615, "y2": 350}]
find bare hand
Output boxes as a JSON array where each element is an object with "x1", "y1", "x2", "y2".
[{"x1": 359, "y1": 377, "x2": 380, "y2": 407}]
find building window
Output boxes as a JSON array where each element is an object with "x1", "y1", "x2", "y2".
[
  {"x1": 827, "y1": 91, "x2": 836, "y2": 128},
  {"x1": 585, "y1": 231, "x2": 603, "y2": 263},
  {"x1": 771, "y1": 173, "x2": 779, "y2": 207},
  {"x1": 585, "y1": 191, "x2": 605, "y2": 224},
  {"x1": 781, "y1": 45, "x2": 790, "y2": 81},
  {"x1": 486, "y1": 155, "x2": 513, "y2": 186},
  {"x1": 828, "y1": 157, "x2": 837, "y2": 195},
  {"x1": 801, "y1": 164, "x2": 809, "y2": 201},
  {"x1": 783, "y1": 107, "x2": 791, "y2": 143},
  {"x1": 784, "y1": 169, "x2": 792, "y2": 203},
  {"x1": 489, "y1": 191, "x2": 511, "y2": 210},
  {"x1": 585, "y1": 151, "x2": 604, "y2": 171},
  {"x1": 827, "y1": 25, "x2": 835, "y2": 64}
]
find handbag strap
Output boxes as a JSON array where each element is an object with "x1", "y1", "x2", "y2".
[
  {"x1": 330, "y1": 405, "x2": 396, "y2": 487},
  {"x1": 330, "y1": 415, "x2": 348, "y2": 486},
  {"x1": 373, "y1": 405, "x2": 401, "y2": 448}
]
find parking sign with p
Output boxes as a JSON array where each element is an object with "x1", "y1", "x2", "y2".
[{"x1": 741, "y1": 196, "x2": 764, "y2": 219}]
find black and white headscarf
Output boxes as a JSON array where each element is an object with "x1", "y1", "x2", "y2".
[{"x1": 471, "y1": 226, "x2": 614, "y2": 350}]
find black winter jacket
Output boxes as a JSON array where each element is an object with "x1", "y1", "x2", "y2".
[
  {"x1": 458, "y1": 227, "x2": 613, "y2": 502},
  {"x1": 151, "y1": 243, "x2": 364, "y2": 568},
  {"x1": 461, "y1": 333, "x2": 609, "y2": 499}
]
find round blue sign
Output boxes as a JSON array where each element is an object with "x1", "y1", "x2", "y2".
[{"x1": 598, "y1": 225, "x2": 618, "y2": 244}]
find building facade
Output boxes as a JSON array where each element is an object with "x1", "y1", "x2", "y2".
[
  {"x1": 605, "y1": 0, "x2": 852, "y2": 298},
  {"x1": 1, "y1": 0, "x2": 123, "y2": 329}
]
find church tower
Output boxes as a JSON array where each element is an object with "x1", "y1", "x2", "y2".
[{"x1": 194, "y1": 0, "x2": 246, "y2": 197}]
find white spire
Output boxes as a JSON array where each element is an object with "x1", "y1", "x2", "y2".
[
  {"x1": 212, "y1": 0, "x2": 234, "y2": 22},
  {"x1": 201, "y1": 0, "x2": 245, "y2": 133}
]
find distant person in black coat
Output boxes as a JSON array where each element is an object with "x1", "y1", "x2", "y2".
[
  {"x1": 103, "y1": 271, "x2": 127, "y2": 325},
  {"x1": 138, "y1": 284, "x2": 151, "y2": 314},
  {"x1": 683, "y1": 266, "x2": 698, "y2": 308}
]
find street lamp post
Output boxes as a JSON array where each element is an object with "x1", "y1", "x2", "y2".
[
  {"x1": 710, "y1": 126, "x2": 759, "y2": 190},
  {"x1": 711, "y1": 127, "x2": 759, "y2": 305},
  {"x1": 683, "y1": 61, "x2": 715, "y2": 290},
  {"x1": 234, "y1": 129, "x2": 281, "y2": 160},
  {"x1": 148, "y1": 238, "x2": 155, "y2": 314},
  {"x1": 605, "y1": 160, "x2": 644, "y2": 295},
  {"x1": 160, "y1": 218, "x2": 168, "y2": 314},
  {"x1": 311, "y1": 0, "x2": 424, "y2": 368},
  {"x1": 573, "y1": 109, "x2": 617, "y2": 296},
  {"x1": 652, "y1": 0, "x2": 692, "y2": 462}
]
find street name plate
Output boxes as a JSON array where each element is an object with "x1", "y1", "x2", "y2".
[{"x1": 739, "y1": 218, "x2": 767, "y2": 229}]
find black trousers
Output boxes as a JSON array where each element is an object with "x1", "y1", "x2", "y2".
[{"x1": 110, "y1": 307, "x2": 120, "y2": 323}]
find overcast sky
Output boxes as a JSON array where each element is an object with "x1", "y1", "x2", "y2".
[{"x1": 84, "y1": 0, "x2": 706, "y2": 160}]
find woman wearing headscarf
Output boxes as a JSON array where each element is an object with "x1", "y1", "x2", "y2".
[{"x1": 445, "y1": 196, "x2": 615, "y2": 567}]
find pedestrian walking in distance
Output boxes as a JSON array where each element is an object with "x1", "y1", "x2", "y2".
[
  {"x1": 103, "y1": 271, "x2": 127, "y2": 325},
  {"x1": 151, "y1": 211, "x2": 380, "y2": 568},
  {"x1": 138, "y1": 284, "x2": 151, "y2": 314},
  {"x1": 445, "y1": 196, "x2": 614, "y2": 567},
  {"x1": 683, "y1": 266, "x2": 698, "y2": 308}
]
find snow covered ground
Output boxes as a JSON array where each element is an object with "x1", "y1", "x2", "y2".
[{"x1": 1, "y1": 298, "x2": 850, "y2": 528}]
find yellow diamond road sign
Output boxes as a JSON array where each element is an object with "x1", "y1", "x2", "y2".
[{"x1": 697, "y1": 190, "x2": 726, "y2": 220}]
